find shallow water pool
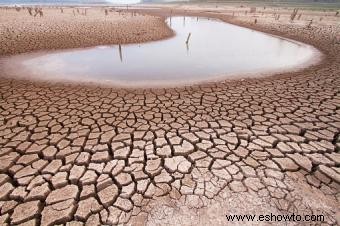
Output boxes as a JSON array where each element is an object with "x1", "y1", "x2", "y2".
[{"x1": 0, "y1": 17, "x2": 321, "y2": 87}]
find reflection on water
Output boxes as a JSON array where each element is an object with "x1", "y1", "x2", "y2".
[
  {"x1": 1, "y1": 17, "x2": 320, "y2": 87},
  {"x1": 118, "y1": 44, "x2": 123, "y2": 62}
]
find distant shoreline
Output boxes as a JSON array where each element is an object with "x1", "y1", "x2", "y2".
[{"x1": 2, "y1": 0, "x2": 339, "y2": 10}]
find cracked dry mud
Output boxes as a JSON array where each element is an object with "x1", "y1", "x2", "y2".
[
  {"x1": 0, "y1": 6, "x2": 340, "y2": 226},
  {"x1": 0, "y1": 7, "x2": 173, "y2": 56}
]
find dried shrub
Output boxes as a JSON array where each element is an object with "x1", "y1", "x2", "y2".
[
  {"x1": 274, "y1": 14, "x2": 280, "y2": 20},
  {"x1": 307, "y1": 19, "x2": 313, "y2": 28},
  {"x1": 27, "y1": 7, "x2": 32, "y2": 16},
  {"x1": 290, "y1": 8, "x2": 299, "y2": 21}
]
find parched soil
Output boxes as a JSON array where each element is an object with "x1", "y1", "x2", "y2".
[
  {"x1": 0, "y1": 5, "x2": 339, "y2": 226},
  {"x1": 0, "y1": 7, "x2": 173, "y2": 56}
]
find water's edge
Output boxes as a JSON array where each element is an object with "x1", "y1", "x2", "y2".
[{"x1": 0, "y1": 16, "x2": 323, "y2": 88}]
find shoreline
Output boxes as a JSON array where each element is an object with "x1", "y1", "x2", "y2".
[
  {"x1": 0, "y1": 37, "x2": 324, "y2": 89},
  {"x1": 0, "y1": 7, "x2": 332, "y2": 90}
]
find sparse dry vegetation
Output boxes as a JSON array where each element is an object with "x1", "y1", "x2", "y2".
[
  {"x1": 297, "y1": 13, "x2": 302, "y2": 20},
  {"x1": 307, "y1": 19, "x2": 313, "y2": 28},
  {"x1": 27, "y1": 7, "x2": 32, "y2": 16},
  {"x1": 290, "y1": 8, "x2": 299, "y2": 21}
]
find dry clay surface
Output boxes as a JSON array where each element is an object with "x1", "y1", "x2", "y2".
[
  {"x1": 0, "y1": 5, "x2": 340, "y2": 226},
  {"x1": 0, "y1": 7, "x2": 173, "y2": 55}
]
